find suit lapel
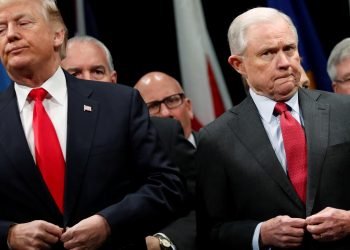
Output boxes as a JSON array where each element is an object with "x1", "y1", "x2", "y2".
[
  {"x1": 228, "y1": 96, "x2": 304, "y2": 209},
  {"x1": 299, "y1": 89, "x2": 329, "y2": 216},
  {"x1": 63, "y1": 73, "x2": 99, "y2": 224},
  {"x1": 0, "y1": 85, "x2": 60, "y2": 215}
]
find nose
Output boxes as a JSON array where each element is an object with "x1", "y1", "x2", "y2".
[
  {"x1": 276, "y1": 51, "x2": 290, "y2": 68},
  {"x1": 159, "y1": 103, "x2": 171, "y2": 117},
  {"x1": 6, "y1": 23, "x2": 20, "y2": 41},
  {"x1": 82, "y1": 71, "x2": 93, "y2": 80}
]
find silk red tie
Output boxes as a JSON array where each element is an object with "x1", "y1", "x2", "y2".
[
  {"x1": 29, "y1": 88, "x2": 65, "y2": 213},
  {"x1": 274, "y1": 102, "x2": 307, "y2": 204}
]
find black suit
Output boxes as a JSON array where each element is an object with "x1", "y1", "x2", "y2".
[
  {"x1": 151, "y1": 117, "x2": 197, "y2": 250},
  {"x1": 0, "y1": 71, "x2": 186, "y2": 249},
  {"x1": 196, "y1": 88, "x2": 350, "y2": 249}
]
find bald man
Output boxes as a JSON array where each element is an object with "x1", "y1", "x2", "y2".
[
  {"x1": 134, "y1": 72, "x2": 196, "y2": 146},
  {"x1": 135, "y1": 72, "x2": 197, "y2": 250}
]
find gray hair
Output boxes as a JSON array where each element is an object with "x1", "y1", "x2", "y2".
[
  {"x1": 67, "y1": 35, "x2": 115, "y2": 71},
  {"x1": 227, "y1": 7, "x2": 298, "y2": 56},
  {"x1": 327, "y1": 38, "x2": 350, "y2": 81},
  {"x1": 40, "y1": 0, "x2": 68, "y2": 59}
]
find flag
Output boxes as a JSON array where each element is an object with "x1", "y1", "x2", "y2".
[
  {"x1": 173, "y1": 0, "x2": 232, "y2": 130},
  {"x1": 0, "y1": 62, "x2": 10, "y2": 91},
  {"x1": 267, "y1": 0, "x2": 332, "y2": 91},
  {"x1": 74, "y1": 0, "x2": 98, "y2": 37}
]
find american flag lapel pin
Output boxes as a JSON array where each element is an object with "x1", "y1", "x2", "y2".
[{"x1": 83, "y1": 105, "x2": 92, "y2": 112}]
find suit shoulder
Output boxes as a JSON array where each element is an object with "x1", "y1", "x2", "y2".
[
  {"x1": 200, "y1": 109, "x2": 234, "y2": 137},
  {"x1": 303, "y1": 88, "x2": 350, "y2": 106}
]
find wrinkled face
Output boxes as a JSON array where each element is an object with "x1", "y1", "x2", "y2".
[
  {"x1": 332, "y1": 57, "x2": 350, "y2": 95},
  {"x1": 229, "y1": 18, "x2": 301, "y2": 101},
  {"x1": 136, "y1": 76, "x2": 193, "y2": 139},
  {"x1": 61, "y1": 41, "x2": 117, "y2": 83},
  {"x1": 0, "y1": 0, "x2": 63, "y2": 79}
]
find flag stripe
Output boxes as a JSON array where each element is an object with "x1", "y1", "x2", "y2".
[
  {"x1": 173, "y1": 0, "x2": 232, "y2": 128},
  {"x1": 207, "y1": 59, "x2": 225, "y2": 117}
]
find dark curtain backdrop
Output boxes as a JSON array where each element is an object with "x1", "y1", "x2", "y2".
[{"x1": 58, "y1": 0, "x2": 350, "y2": 105}]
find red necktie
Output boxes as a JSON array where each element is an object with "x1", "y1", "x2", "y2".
[
  {"x1": 274, "y1": 102, "x2": 307, "y2": 204},
  {"x1": 29, "y1": 88, "x2": 65, "y2": 213}
]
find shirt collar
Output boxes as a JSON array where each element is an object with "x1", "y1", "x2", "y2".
[
  {"x1": 15, "y1": 67, "x2": 67, "y2": 112},
  {"x1": 187, "y1": 132, "x2": 196, "y2": 148},
  {"x1": 249, "y1": 88, "x2": 300, "y2": 123}
]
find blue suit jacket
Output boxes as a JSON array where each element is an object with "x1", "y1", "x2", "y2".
[{"x1": 0, "y1": 71, "x2": 186, "y2": 249}]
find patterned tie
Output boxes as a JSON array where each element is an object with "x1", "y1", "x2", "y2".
[
  {"x1": 274, "y1": 102, "x2": 307, "y2": 204},
  {"x1": 29, "y1": 88, "x2": 65, "y2": 213}
]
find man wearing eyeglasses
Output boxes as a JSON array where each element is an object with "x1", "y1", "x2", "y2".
[
  {"x1": 327, "y1": 37, "x2": 350, "y2": 94},
  {"x1": 134, "y1": 71, "x2": 196, "y2": 147},
  {"x1": 135, "y1": 72, "x2": 198, "y2": 250}
]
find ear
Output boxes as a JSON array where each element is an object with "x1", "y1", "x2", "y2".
[
  {"x1": 332, "y1": 82, "x2": 338, "y2": 92},
  {"x1": 111, "y1": 71, "x2": 117, "y2": 83},
  {"x1": 185, "y1": 98, "x2": 194, "y2": 120},
  {"x1": 53, "y1": 27, "x2": 65, "y2": 49},
  {"x1": 228, "y1": 55, "x2": 246, "y2": 75}
]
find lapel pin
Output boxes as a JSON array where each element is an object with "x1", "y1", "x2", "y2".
[{"x1": 83, "y1": 105, "x2": 92, "y2": 112}]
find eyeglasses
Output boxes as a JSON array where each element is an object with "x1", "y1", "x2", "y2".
[{"x1": 146, "y1": 93, "x2": 185, "y2": 115}]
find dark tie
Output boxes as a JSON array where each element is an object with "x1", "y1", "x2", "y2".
[
  {"x1": 274, "y1": 102, "x2": 307, "y2": 204},
  {"x1": 29, "y1": 88, "x2": 65, "y2": 213}
]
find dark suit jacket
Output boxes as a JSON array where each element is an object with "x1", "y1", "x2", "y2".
[
  {"x1": 151, "y1": 117, "x2": 197, "y2": 250},
  {"x1": 196, "y1": 88, "x2": 350, "y2": 250},
  {"x1": 0, "y1": 71, "x2": 186, "y2": 250}
]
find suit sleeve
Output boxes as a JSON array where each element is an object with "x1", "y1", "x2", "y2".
[
  {"x1": 153, "y1": 118, "x2": 197, "y2": 250},
  {"x1": 196, "y1": 127, "x2": 259, "y2": 250},
  {"x1": 98, "y1": 89, "x2": 187, "y2": 243}
]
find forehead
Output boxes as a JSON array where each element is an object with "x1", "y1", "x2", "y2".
[
  {"x1": 68, "y1": 41, "x2": 105, "y2": 57},
  {"x1": 64, "y1": 42, "x2": 109, "y2": 66},
  {"x1": 139, "y1": 77, "x2": 182, "y2": 102},
  {"x1": 245, "y1": 19, "x2": 296, "y2": 50}
]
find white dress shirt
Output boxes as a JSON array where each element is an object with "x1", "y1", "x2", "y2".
[
  {"x1": 15, "y1": 67, "x2": 68, "y2": 161},
  {"x1": 249, "y1": 88, "x2": 304, "y2": 250}
]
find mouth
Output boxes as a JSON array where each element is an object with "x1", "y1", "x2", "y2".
[
  {"x1": 275, "y1": 74, "x2": 295, "y2": 84},
  {"x1": 6, "y1": 46, "x2": 27, "y2": 55}
]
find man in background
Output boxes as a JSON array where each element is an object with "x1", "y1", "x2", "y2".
[
  {"x1": 61, "y1": 35, "x2": 117, "y2": 83},
  {"x1": 327, "y1": 37, "x2": 350, "y2": 94},
  {"x1": 62, "y1": 36, "x2": 197, "y2": 250},
  {"x1": 134, "y1": 72, "x2": 196, "y2": 147}
]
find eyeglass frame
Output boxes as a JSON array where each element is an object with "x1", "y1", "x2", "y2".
[{"x1": 146, "y1": 93, "x2": 186, "y2": 115}]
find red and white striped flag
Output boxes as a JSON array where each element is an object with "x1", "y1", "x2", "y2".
[{"x1": 173, "y1": 0, "x2": 232, "y2": 130}]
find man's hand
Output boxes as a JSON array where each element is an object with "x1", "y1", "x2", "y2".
[
  {"x1": 61, "y1": 214, "x2": 111, "y2": 250},
  {"x1": 260, "y1": 215, "x2": 306, "y2": 248},
  {"x1": 8, "y1": 220, "x2": 63, "y2": 250},
  {"x1": 306, "y1": 207, "x2": 350, "y2": 241},
  {"x1": 146, "y1": 235, "x2": 161, "y2": 250}
]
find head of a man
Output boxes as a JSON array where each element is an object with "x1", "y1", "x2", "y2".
[
  {"x1": 0, "y1": 0, "x2": 67, "y2": 85},
  {"x1": 327, "y1": 37, "x2": 350, "y2": 94},
  {"x1": 61, "y1": 36, "x2": 117, "y2": 83},
  {"x1": 134, "y1": 71, "x2": 193, "y2": 139},
  {"x1": 227, "y1": 7, "x2": 301, "y2": 102}
]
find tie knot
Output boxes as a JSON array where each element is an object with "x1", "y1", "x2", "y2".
[
  {"x1": 274, "y1": 102, "x2": 289, "y2": 115},
  {"x1": 29, "y1": 88, "x2": 48, "y2": 102}
]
